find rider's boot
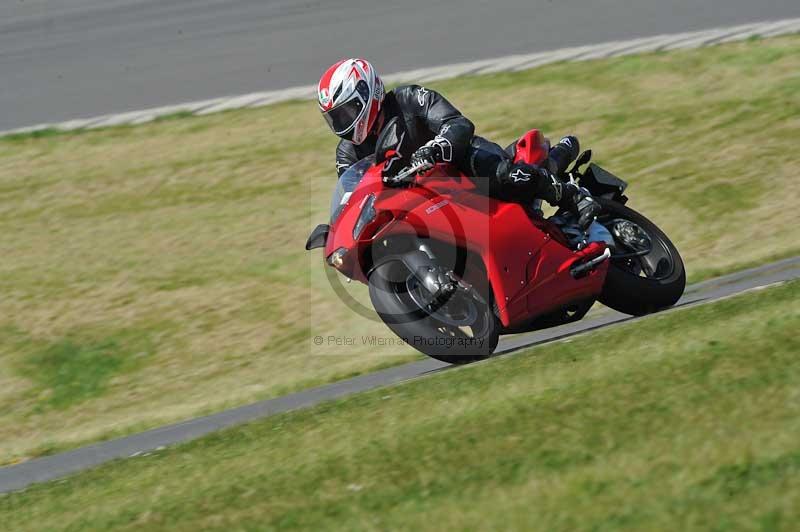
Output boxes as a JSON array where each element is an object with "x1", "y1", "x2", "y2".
[
  {"x1": 545, "y1": 136, "x2": 580, "y2": 176},
  {"x1": 547, "y1": 135, "x2": 601, "y2": 230},
  {"x1": 558, "y1": 183, "x2": 602, "y2": 231}
]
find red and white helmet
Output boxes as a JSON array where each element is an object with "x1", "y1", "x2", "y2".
[{"x1": 318, "y1": 58, "x2": 384, "y2": 145}]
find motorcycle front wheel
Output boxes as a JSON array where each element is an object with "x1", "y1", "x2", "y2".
[
  {"x1": 596, "y1": 198, "x2": 686, "y2": 315},
  {"x1": 368, "y1": 256, "x2": 499, "y2": 364}
]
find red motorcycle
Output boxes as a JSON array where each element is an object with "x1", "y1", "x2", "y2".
[{"x1": 306, "y1": 118, "x2": 685, "y2": 364}]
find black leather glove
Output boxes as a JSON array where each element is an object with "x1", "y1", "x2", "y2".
[{"x1": 410, "y1": 143, "x2": 442, "y2": 172}]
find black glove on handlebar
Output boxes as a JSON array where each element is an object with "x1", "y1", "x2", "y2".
[
  {"x1": 385, "y1": 142, "x2": 447, "y2": 188},
  {"x1": 410, "y1": 144, "x2": 442, "y2": 171}
]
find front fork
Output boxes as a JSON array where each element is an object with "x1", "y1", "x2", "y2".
[
  {"x1": 413, "y1": 239, "x2": 488, "y2": 309},
  {"x1": 410, "y1": 240, "x2": 457, "y2": 308}
]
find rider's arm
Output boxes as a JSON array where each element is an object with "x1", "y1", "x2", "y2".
[
  {"x1": 396, "y1": 85, "x2": 475, "y2": 166},
  {"x1": 335, "y1": 139, "x2": 359, "y2": 178}
]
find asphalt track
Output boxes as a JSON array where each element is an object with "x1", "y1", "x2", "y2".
[
  {"x1": 1, "y1": 256, "x2": 799, "y2": 493},
  {"x1": 3, "y1": 1, "x2": 800, "y2": 131}
]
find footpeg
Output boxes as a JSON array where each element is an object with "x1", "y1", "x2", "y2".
[{"x1": 570, "y1": 248, "x2": 611, "y2": 278}]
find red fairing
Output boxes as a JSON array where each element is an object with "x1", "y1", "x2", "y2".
[
  {"x1": 323, "y1": 129, "x2": 609, "y2": 329},
  {"x1": 513, "y1": 129, "x2": 549, "y2": 166}
]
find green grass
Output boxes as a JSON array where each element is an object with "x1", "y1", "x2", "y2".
[
  {"x1": 0, "y1": 35, "x2": 799, "y2": 464},
  {"x1": 2, "y1": 281, "x2": 798, "y2": 531},
  {"x1": 2, "y1": 128, "x2": 67, "y2": 143},
  {"x1": 14, "y1": 329, "x2": 153, "y2": 411}
]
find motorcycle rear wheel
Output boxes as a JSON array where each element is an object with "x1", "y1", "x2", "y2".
[
  {"x1": 368, "y1": 256, "x2": 499, "y2": 364},
  {"x1": 596, "y1": 198, "x2": 686, "y2": 316}
]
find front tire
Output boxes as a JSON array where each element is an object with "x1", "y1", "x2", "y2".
[
  {"x1": 596, "y1": 198, "x2": 686, "y2": 316},
  {"x1": 368, "y1": 257, "x2": 499, "y2": 364}
]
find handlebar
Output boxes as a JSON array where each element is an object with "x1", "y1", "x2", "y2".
[{"x1": 385, "y1": 160, "x2": 435, "y2": 186}]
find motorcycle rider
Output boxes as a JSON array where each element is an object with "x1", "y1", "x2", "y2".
[{"x1": 318, "y1": 58, "x2": 601, "y2": 229}]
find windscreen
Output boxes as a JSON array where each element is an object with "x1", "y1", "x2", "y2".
[{"x1": 330, "y1": 156, "x2": 374, "y2": 222}]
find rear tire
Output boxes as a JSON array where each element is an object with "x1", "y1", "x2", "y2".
[
  {"x1": 368, "y1": 257, "x2": 499, "y2": 364},
  {"x1": 596, "y1": 198, "x2": 686, "y2": 316}
]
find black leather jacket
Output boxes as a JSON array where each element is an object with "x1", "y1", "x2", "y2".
[
  {"x1": 332, "y1": 84, "x2": 580, "y2": 207},
  {"x1": 335, "y1": 85, "x2": 475, "y2": 177}
]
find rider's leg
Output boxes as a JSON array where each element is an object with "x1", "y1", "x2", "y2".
[
  {"x1": 494, "y1": 161, "x2": 601, "y2": 230},
  {"x1": 460, "y1": 136, "x2": 512, "y2": 197},
  {"x1": 462, "y1": 134, "x2": 600, "y2": 229},
  {"x1": 463, "y1": 134, "x2": 579, "y2": 179}
]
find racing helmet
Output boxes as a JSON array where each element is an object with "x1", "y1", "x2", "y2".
[{"x1": 318, "y1": 58, "x2": 384, "y2": 145}]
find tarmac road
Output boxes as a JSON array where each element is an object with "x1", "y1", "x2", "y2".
[
  {"x1": 1, "y1": 256, "x2": 799, "y2": 493},
  {"x1": 2, "y1": 0, "x2": 800, "y2": 130}
]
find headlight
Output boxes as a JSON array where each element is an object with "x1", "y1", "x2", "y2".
[
  {"x1": 327, "y1": 248, "x2": 348, "y2": 270},
  {"x1": 353, "y1": 194, "x2": 377, "y2": 240}
]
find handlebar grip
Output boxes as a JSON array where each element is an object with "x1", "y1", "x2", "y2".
[{"x1": 391, "y1": 161, "x2": 433, "y2": 184}]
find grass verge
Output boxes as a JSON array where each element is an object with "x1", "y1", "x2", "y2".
[
  {"x1": 0, "y1": 36, "x2": 799, "y2": 462},
  {"x1": 2, "y1": 280, "x2": 799, "y2": 530}
]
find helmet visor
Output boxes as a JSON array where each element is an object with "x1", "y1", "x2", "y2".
[
  {"x1": 323, "y1": 98, "x2": 364, "y2": 136},
  {"x1": 322, "y1": 80, "x2": 371, "y2": 137}
]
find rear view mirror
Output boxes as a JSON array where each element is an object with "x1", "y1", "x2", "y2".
[
  {"x1": 305, "y1": 224, "x2": 330, "y2": 250},
  {"x1": 575, "y1": 150, "x2": 592, "y2": 169},
  {"x1": 568, "y1": 150, "x2": 592, "y2": 176}
]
